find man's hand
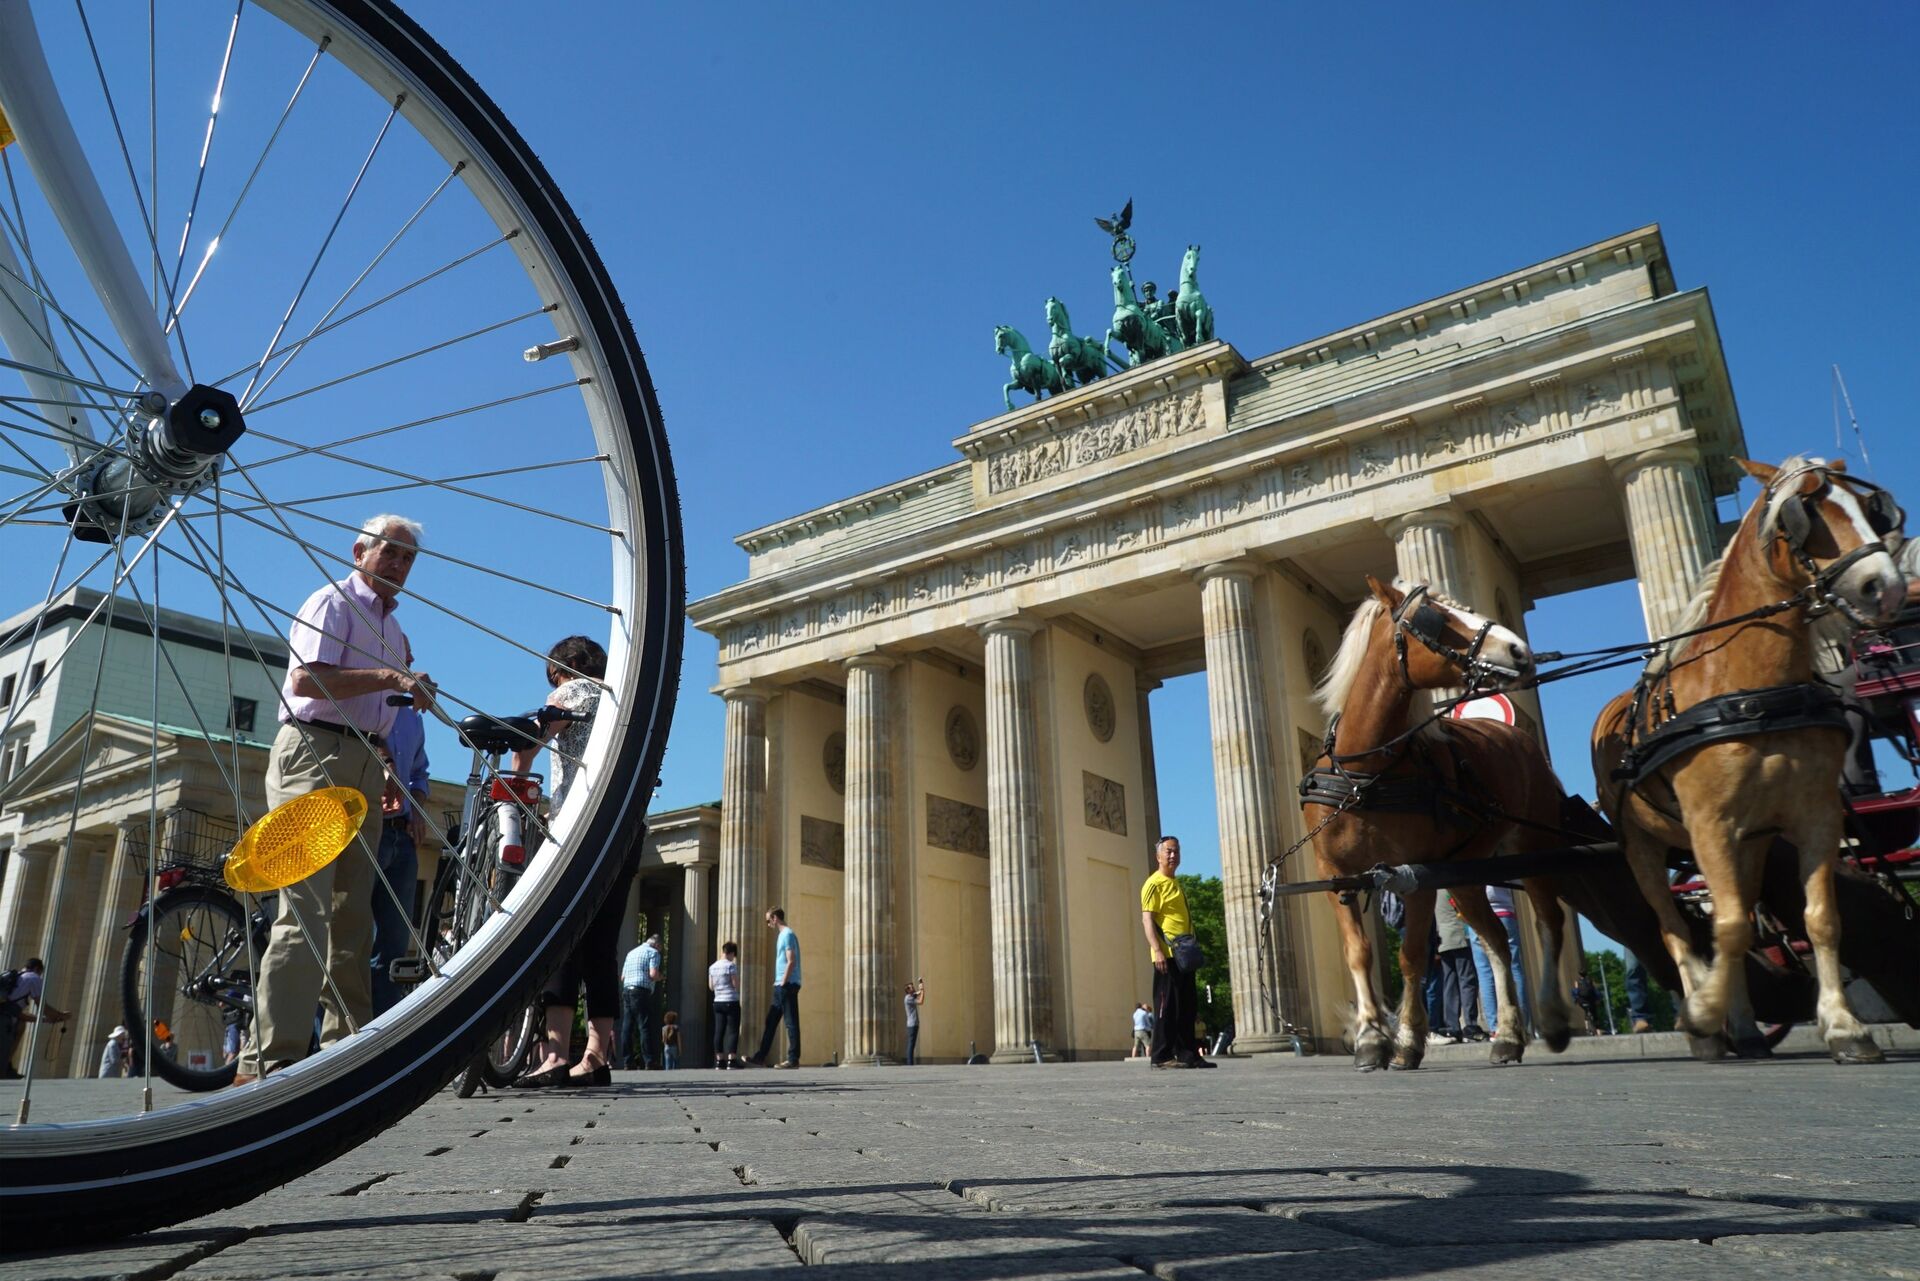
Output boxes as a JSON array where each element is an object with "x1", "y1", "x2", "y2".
[
  {"x1": 407, "y1": 807, "x2": 428, "y2": 845},
  {"x1": 1152, "y1": 953, "x2": 1169, "y2": 974},
  {"x1": 391, "y1": 668, "x2": 436, "y2": 711}
]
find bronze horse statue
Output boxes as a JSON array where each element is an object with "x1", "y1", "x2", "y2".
[
  {"x1": 1107, "y1": 264, "x2": 1183, "y2": 367},
  {"x1": 1304, "y1": 577, "x2": 1578, "y2": 1070},
  {"x1": 993, "y1": 324, "x2": 1063, "y2": 411},
  {"x1": 1592, "y1": 456, "x2": 1907, "y2": 1063},
  {"x1": 1044, "y1": 297, "x2": 1113, "y2": 389},
  {"x1": 1175, "y1": 244, "x2": 1214, "y2": 347}
]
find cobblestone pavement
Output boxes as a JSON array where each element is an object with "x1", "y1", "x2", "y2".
[{"x1": 9, "y1": 1042, "x2": 1920, "y2": 1280}]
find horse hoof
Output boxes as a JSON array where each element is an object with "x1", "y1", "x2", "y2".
[
  {"x1": 1732, "y1": 1035, "x2": 1774, "y2": 1060},
  {"x1": 1542, "y1": 1028, "x2": 1572, "y2": 1054},
  {"x1": 1688, "y1": 1032, "x2": 1733, "y2": 1062},
  {"x1": 1829, "y1": 1035, "x2": 1885, "y2": 1065},
  {"x1": 1354, "y1": 1062, "x2": 1379, "y2": 1073},
  {"x1": 1388, "y1": 1052, "x2": 1423, "y2": 1072},
  {"x1": 1489, "y1": 1040, "x2": 1525, "y2": 1066},
  {"x1": 1354, "y1": 1042, "x2": 1391, "y2": 1072}
]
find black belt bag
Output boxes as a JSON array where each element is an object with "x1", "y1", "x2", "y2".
[{"x1": 1170, "y1": 933, "x2": 1206, "y2": 975}]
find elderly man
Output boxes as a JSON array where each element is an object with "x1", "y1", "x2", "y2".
[{"x1": 237, "y1": 514, "x2": 434, "y2": 1084}]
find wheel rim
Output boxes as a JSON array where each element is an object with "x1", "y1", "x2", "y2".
[{"x1": 0, "y1": 0, "x2": 679, "y2": 1224}]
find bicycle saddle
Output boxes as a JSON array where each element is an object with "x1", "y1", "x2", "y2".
[{"x1": 457, "y1": 712, "x2": 544, "y2": 754}]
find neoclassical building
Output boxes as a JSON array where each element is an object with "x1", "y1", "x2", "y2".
[{"x1": 689, "y1": 225, "x2": 1744, "y2": 1060}]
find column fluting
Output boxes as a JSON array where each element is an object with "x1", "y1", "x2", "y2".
[
  {"x1": 981, "y1": 618, "x2": 1054, "y2": 1062},
  {"x1": 842, "y1": 653, "x2": 899, "y2": 1065},
  {"x1": 717, "y1": 688, "x2": 769, "y2": 1018},
  {"x1": 1613, "y1": 445, "x2": 1718, "y2": 640}
]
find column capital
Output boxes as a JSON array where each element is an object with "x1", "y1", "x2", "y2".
[
  {"x1": 1135, "y1": 674, "x2": 1164, "y2": 694},
  {"x1": 977, "y1": 614, "x2": 1043, "y2": 640},
  {"x1": 1192, "y1": 557, "x2": 1260, "y2": 587},
  {"x1": 1380, "y1": 503, "x2": 1464, "y2": 542},
  {"x1": 844, "y1": 650, "x2": 901, "y2": 674},
  {"x1": 1608, "y1": 441, "x2": 1701, "y2": 481},
  {"x1": 715, "y1": 682, "x2": 774, "y2": 705}
]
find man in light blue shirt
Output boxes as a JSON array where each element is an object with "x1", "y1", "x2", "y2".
[
  {"x1": 370, "y1": 705, "x2": 431, "y2": 1016},
  {"x1": 746, "y1": 908, "x2": 802, "y2": 1068},
  {"x1": 619, "y1": 932, "x2": 662, "y2": 1069}
]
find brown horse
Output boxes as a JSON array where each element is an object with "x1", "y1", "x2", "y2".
[
  {"x1": 1592, "y1": 457, "x2": 1907, "y2": 1063},
  {"x1": 1306, "y1": 576, "x2": 1577, "y2": 1071}
]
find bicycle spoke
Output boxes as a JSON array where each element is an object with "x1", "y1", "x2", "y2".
[
  {"x1": 235, "y1": 99, "x2": 402, "y2": 408},
  {"x1": 237, "y1": 170, "x2": 485, "y2": 404},
  {"x1": 170, "y1": 35, "x2": 331, "y2": 326},
  {"x1": 243, "y1": 304, "x2": 555, "y2": 416},
  {"x1": 167, "y1": 3, "x2": 244, "y2": 297},
  {"x1": 202, "y1": 450, "x2": 613, "y2": 532},
  {"x1": 188, "y1": 477, "x2": 622, "y2": 671},
  {"x1": 16, "y1": 494, "x2": 138, "y2": 1121},
  {"x1": 238, "y1": 379, "x2": 584, "y2": 474},
  {"x1": 71, "y1": 0, "x2": 195, "y2": 382}
]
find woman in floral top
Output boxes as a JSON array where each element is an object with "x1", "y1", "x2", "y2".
[{"x1": 509, "y1": 636, "x2": 634, "y2": 1088}]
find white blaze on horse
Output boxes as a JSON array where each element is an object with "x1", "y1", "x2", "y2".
[
  {"x1": 1593, "y1": 456, "x2": 1907, "y2": 1064},
  {"x1": 1305, "y1": 577, "x2": 1580, "y2": 1071}
]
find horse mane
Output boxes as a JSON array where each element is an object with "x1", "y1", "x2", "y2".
[
  {"x1": 1646, "y1": 454, "x2": 1830, "y2": 673},
  {"x1": 1314, "y1": 596, "x2": 1386, "y2": 718}
]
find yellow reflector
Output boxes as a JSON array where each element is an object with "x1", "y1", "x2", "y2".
[{"x1": 224, "y1": 786, "x2": 368, "y2": 893}]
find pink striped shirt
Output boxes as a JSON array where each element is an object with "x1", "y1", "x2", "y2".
[{"x1": 279, "y1": 572, "x2": 410, "y2": 736}]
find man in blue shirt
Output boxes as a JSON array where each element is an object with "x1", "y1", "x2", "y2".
[
  {"x1": 746, "y1": 907, "x2": 802, "y2": 1069},
  {"x1": 370, "y1": 705, "x2": 431, "y2": 1016},
  {"x1": 619, "y1": 932, "x2": 662, "y2": 1069}
]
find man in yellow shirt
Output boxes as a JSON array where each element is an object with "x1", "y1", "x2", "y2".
[{"x1": 1139, "y1": 836, "x2": 1213, "y2": 1069}]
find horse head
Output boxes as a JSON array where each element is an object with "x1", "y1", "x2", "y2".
[
  {"x1": 1366, "y1": 574, "x2": 1533, "y2": 692},
  {"x1": 1045, "y1": 296, "x2": 1070, "y2": 337},
  {"x1": 1111, "y1": 264, "x2": 1137, "y2": 306},
  {"x1": 1743, "y1": 457, "x2": 1906, "y2": 625},
  {"x1": 1181, "y1": 244, "x2": 1201, "y2": 286},
  {"x1": 994, "y1": 325, "x2": 1027, "y2": 358}
]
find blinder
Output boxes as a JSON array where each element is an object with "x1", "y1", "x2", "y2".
[
  {"x1": 1389, "y1": 584, "x2": 1506, "y2": 693},
  {"x1": 1767, "y1": 465, "x2": 1902, "y2": 627}
]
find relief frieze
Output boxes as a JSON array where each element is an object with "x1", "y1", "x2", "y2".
[
  {"x1": 984, "y1": 387, "x2": 1206, "y2": 494},
  {"x1": 926, "y1": 793, "x2": 989, "y2": 855},
  {"x1": 1082, "y1": 771, "x2": 1127, "y2": 835},
  {"x1": 800, "y1": 815, "x2": 845, "y2": 870}
]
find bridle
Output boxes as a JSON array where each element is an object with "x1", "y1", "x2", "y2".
[
  {"x1": 1768, "y1": 465, "x2": 1903, "y2": 627},
  {"x1": 1389, "y1": 584, "x2": 1519, "y2": 695}
]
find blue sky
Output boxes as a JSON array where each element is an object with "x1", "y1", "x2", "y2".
[
  {"x1": 420, "y1": 1, "x2": 1918, "y2": 875},
  {"x1": 405, "y1": 2, "x2": 1916, "y2": 887},
  {"x1": 10, "y1": 4, "x2": 1918, "y2": 912}
]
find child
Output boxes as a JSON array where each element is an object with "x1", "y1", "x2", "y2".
[{"x1": 661, "y1": 1010, "x2": 680, "y2": 1070}]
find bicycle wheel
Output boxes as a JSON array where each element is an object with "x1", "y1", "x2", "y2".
[
  {"x1": 478, "y1": 997, "x2": 542, "y2": 1087},
  {"x1": 120, "y1": 884, "x2": 247, "y2": 1092},
  {"x1": 0, "y1": 0, "x2": 681, "y2": 1240}
]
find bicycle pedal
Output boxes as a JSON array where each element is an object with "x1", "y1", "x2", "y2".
[{"x1": 388, "y1": 958, "x2": 431, "y2": 984}]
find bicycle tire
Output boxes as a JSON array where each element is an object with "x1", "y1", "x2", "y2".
[
  {"x1": 479, "y1": 997, "x2": 542, "y2": 1087},
  {"x1": 120, "y1": 885, "x2": 247, "y2": 1093},
  {"x1": 1, "y1": 0, "x2": 682, "y2": 1239}
]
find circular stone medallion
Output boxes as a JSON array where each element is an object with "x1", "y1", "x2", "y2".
[
  {"x1": 823, "y1": 732, "x2": 846, "y2": 795},
  {"x1": 945, "y1": 706, "x2": 980, "y2": 771},
  {"x1": 1084, "y1": 673, "x2": 1116, "y2": 742}
]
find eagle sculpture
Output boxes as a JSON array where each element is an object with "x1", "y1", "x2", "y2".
[{"x1": 1094, "y1": 198, "x2": 1133, "y2": 239}]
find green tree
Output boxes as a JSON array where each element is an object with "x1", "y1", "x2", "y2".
[
  {"x1": 1584, "y1": 948, "x2": 1675, "y2": 1032},
  {"x1": 1176, "y1": 874, "x2": 1234, "y2": 1034}
]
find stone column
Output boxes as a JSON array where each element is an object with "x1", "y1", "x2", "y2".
[
  {"x1": 1613, "y1": 444, "x2": 1718, "y2": 640},
  {"x1": 717, "y1": 687, "x2": 769, "y2": 1018},
  {"x1": 841, "y1": 653, "x2": 899, "y2": 1066},
  {"x1": 980, "y1": 618, "x2": 1055, "y2": 1062},
  {"x1": 672, "y1": 862, "x2": 712, "y2": 1066},
  {"x1": 72, "y1": 824, "x2": 141, "y2": 1064},
  {"x1": 0, "y1": 843, "x2": 54, "y2": 1074},
  {"x1": 1196, "y1": 561, "x2": 1291, "y2": 1054},
  {"x1": 1383, "y1": 507, "x2": 1473, "y2": 703},
  {"x1": 1382, "y1": 506, "x2": 1469, "y2": 601},
  {"x1": 1136, "y1": 676, "x2": 1163, "y2": 865}
]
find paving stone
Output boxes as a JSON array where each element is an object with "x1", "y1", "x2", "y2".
[
  {"x1": 175, "y1": 1221, "x2": 797, "y2": 1278},
  {"x1": 1712, "y1": 1228, "x2": 1920, "y2": 1278},
  {"x1": 1271, "y1": 1192, "x2": 1902, "y2": 1246},
  {"x1": 952, "y1": 1170, "x2": 1387, "y2": 1210},
  {"x1": 182, "y1": 1189, "x2": 530, "y2": 1231},
  {"x1": 0, "y1": 1230, "x2": 243, "y2": 1281},
  {"x1": 792, "y1": 1206, "x2": 1362, "y2": 1265},
  {"x1": 1159, "y1": 1239, "x2": 1882, "y2": 1279},
  {"x1": 532, "y1": 1184, "x2": 969, "y2": 1224}
]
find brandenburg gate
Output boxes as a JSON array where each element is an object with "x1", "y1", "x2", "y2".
[{"x1": 688, "y1": 225, "x2": 1745, "y2": 1061}]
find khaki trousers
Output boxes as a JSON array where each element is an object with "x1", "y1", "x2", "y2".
[{"x1": 244, "y1": 722, "x2": 385, "y2": 1072}]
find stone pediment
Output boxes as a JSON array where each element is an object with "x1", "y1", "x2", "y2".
[{"x1": 0, "y1": 713, "x2": 187, "y2": 819}]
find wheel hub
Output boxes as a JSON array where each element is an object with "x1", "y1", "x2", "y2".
[{"x1": 64, "y1": 384, "x2": 246, "y2": 542}]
